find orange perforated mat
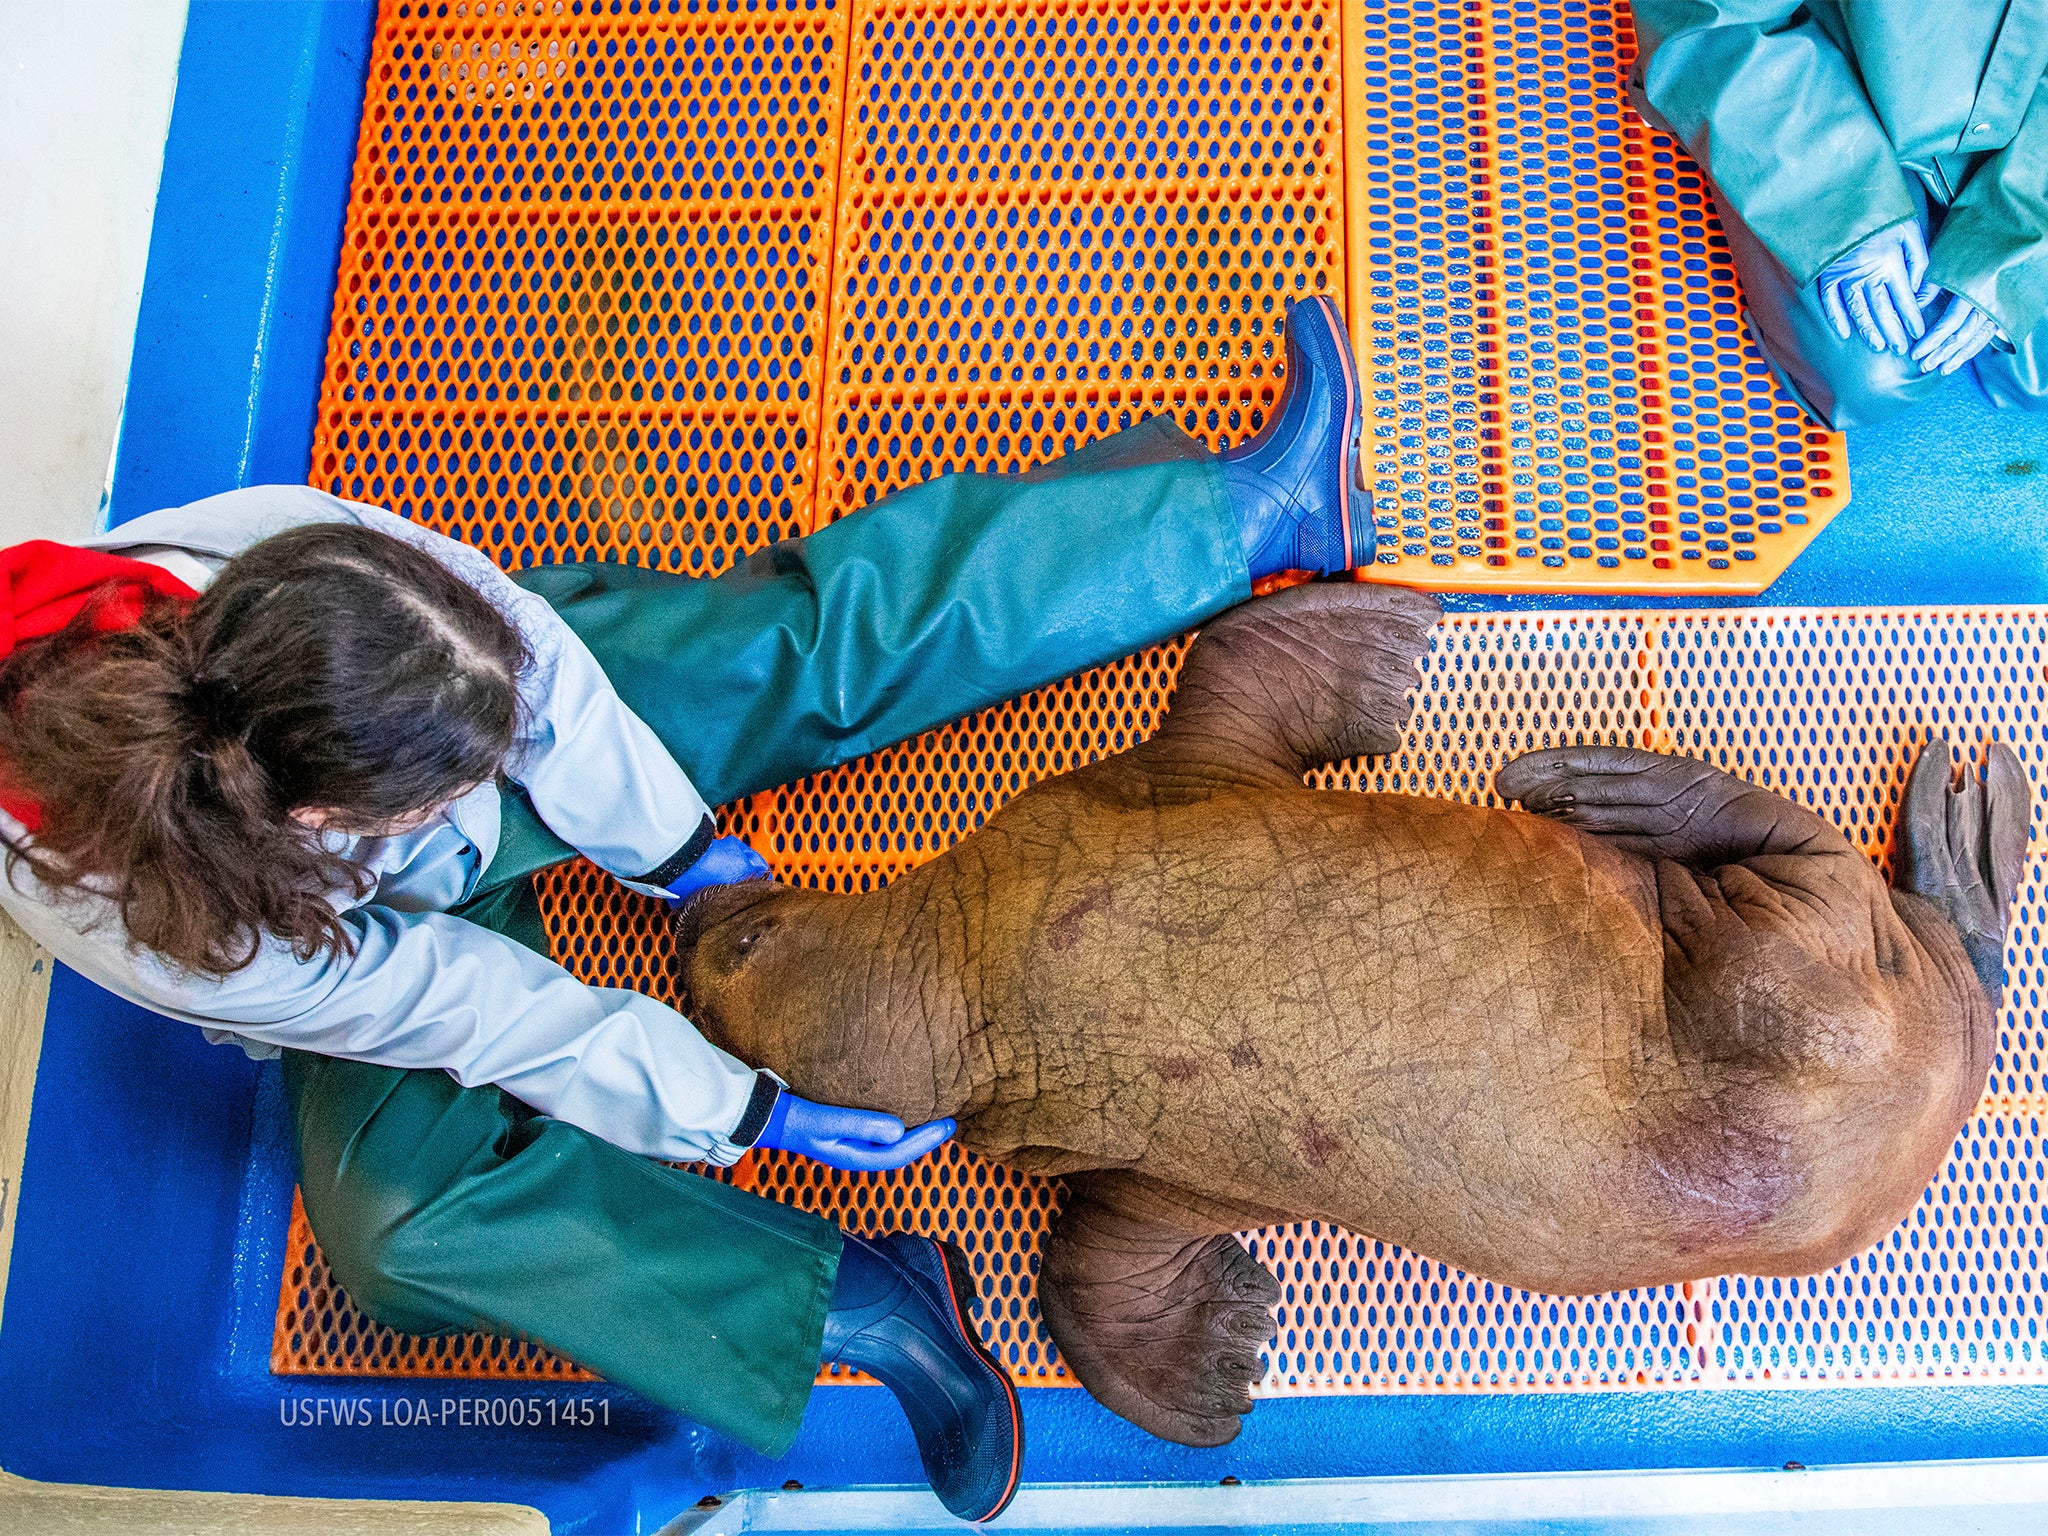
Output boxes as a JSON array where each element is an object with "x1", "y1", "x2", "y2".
[
  {"x1": 275, "y1": 0, "x2": 1950, "y2": 1393},
  {"x1": 1340, "y1": 0, "x2": 1845, "y2": 590},
  {"x1": 278, "y1": 606, "x2": 2048, "y2": 1391}
]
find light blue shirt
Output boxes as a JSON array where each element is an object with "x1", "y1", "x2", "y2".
[{"x1": 0, "y1": 487, "x2": 765, "y2": 1163}]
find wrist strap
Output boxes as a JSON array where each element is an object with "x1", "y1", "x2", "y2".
[
  {"x1": 729, "y1": 1072, "x2": 782, "y2": 1150},
  {"x1": 633, "y1": 813, "x2": 716, "y2": 889}
]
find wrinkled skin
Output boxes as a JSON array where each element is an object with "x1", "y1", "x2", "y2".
[{"x1": 675, "y1": 583, "x2": 2029, "y2": 1448}]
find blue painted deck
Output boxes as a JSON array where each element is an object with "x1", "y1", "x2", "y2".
[{"x1": 2, "y1": 3, "x2": 2046, "y2": 1532}]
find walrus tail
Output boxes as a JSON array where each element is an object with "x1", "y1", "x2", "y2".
[{"x1": 1894, "y1": 736, "x2": 2030, "y2": 1008}]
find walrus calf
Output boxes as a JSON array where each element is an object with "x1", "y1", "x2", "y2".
[{"x1": 674, "y1": 583, "x2": 2027, "y2": 1447}]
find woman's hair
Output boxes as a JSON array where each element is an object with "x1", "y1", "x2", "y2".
[{"x1": 0, "y1": 523, "x2": 531, "y2": 977}]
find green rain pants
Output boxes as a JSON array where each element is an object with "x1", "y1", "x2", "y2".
[
  {"x1": 281, "y1": 415, "x2": 1248, "y2": 1457},
  {"x1": 1719, "y1": 167, "x2": 2048, "y2": 431}
]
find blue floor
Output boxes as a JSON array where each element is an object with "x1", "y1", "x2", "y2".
[
  {"x1": 1785, "y1": 381, "x2": 2048, "y2": 608},
  {"x1": 4, "y1": 4, "x2": 2048, "y2": 1533}
]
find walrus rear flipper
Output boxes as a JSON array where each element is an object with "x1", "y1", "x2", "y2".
[
  {"x1": 1495, "y1": 744, "x2": 1853, "y2": 866},
  {"x1": 1147, "y1": 581, "x2": 1441, "y2": 789},
  {"x1": 1895, "y1": 737, "x2": 2030, "y2": 1008},
  {"x1": 1492, "y1": 741, "x2": 2032, "y2": 1002},
  {"x1": 1037, "y1": 1173, "x2": 1281, "y2": 1447}
]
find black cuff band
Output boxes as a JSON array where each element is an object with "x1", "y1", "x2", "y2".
[
  {"x1": 635, "y1": 814, "x2": 716, "y2": 889},
  {"x1": 729, "y1": 1072, "x2": 782, "y2": 1150}
]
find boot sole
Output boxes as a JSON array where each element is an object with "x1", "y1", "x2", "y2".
[{"x1": 918, "y1": 1237, "x2": 1024, "y2": 1522}]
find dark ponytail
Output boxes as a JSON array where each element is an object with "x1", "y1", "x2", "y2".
[{"x1": 0, "y1": 523, "x2": 530, "y2": 976}]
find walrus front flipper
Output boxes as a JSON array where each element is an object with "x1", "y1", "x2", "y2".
[
  {"x1": 1895, "y1": 737, "x2": 2030, "y2": 1008},
  {"x1": 1148, "y1": 581, "x2": 1441, "y2": 790},
  {"x1": 1496, "y1": 745, "x2": 1851, "y2": 865},
  {"x1": 1037, "y1": 1173, "x2": 1280, "y2": 1447}
]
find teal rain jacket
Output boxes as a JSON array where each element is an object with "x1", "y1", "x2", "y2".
[{"x1": 1630, "y1": 0, "x2": 2048, "y2": 342}]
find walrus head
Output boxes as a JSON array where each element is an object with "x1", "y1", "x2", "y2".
[{"x1": 674, "y1": 877, "x2": 963, "y2": 1127}]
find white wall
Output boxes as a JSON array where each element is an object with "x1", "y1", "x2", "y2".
[{"x1": 0, "y1": 0, "x2": 188, "y2": 545}]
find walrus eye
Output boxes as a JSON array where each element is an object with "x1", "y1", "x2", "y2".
[
  {"x1": 726, "y1": 920, "x2": 776, "y2": 966},
  {"x1": 693, "y1": 909, "x2": 778, "y2": 980}
]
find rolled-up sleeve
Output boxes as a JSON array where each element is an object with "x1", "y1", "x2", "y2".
[{"x1": 1629, "y1": 0, "x2": 1919, "y2": 286}]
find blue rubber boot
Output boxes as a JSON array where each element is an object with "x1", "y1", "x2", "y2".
[
  {"x1": 822, "y1": 1233, "x2": 1023, "y2": 1522},
  {"x1": 1220, "y1": 295, "x2": 1368, "y2": 580}
]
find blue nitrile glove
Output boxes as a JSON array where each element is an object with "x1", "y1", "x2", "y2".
[
  {"x1": 1817, "y1": 221, "x2": 1929, "y2": 356},
  {"x1": 758, "y1": 1088, "x2": 956, "y2": 1172},
  {"x1": 1912, "y1": 288, "x2": 2008, "y2": 376},
  {"x1": 662, "y1": 835, "x2": 770, "y2": 906}
]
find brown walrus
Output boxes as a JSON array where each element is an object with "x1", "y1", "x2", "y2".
[{"x1": 672, "y1": 582, "x2": 2027, "y2": 1448}]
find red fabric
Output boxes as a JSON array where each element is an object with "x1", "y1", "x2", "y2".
[
  {"x1": 0, "y1": 541, "x2": 198, "y2": 831},
  {"x1": 0, "y1": 541, "x2": 197, "y2": 658}
]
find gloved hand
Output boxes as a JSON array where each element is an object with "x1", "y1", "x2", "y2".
[
  {"x1": 1817, "y1": 221, "x2": 1929, "y2": 355},
  {"x1": 1912, "y1": 288, "x2": 2007, "y2": 376},
  {"x1": 662, "y1": 835, "x2": 770, "y2": 907},
  {"x1": 758, "y1": 1088, "x2": 956, "y2": 1172}
]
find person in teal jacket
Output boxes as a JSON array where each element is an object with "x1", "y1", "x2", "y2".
[{"x1": 1631, "y1": 0, "x2": 2048, "y2": 427}]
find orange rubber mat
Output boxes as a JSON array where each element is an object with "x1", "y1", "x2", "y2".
[
  {"x1": 278, "y1": 606, "x2": 2048, "y2": 1391},
  {"x1": 277, "y1": 0, "x2": 1925, "y2": 1392},
  {"x1": 1342, "y1": 0, "x2": 1845, "y2": 592}
]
